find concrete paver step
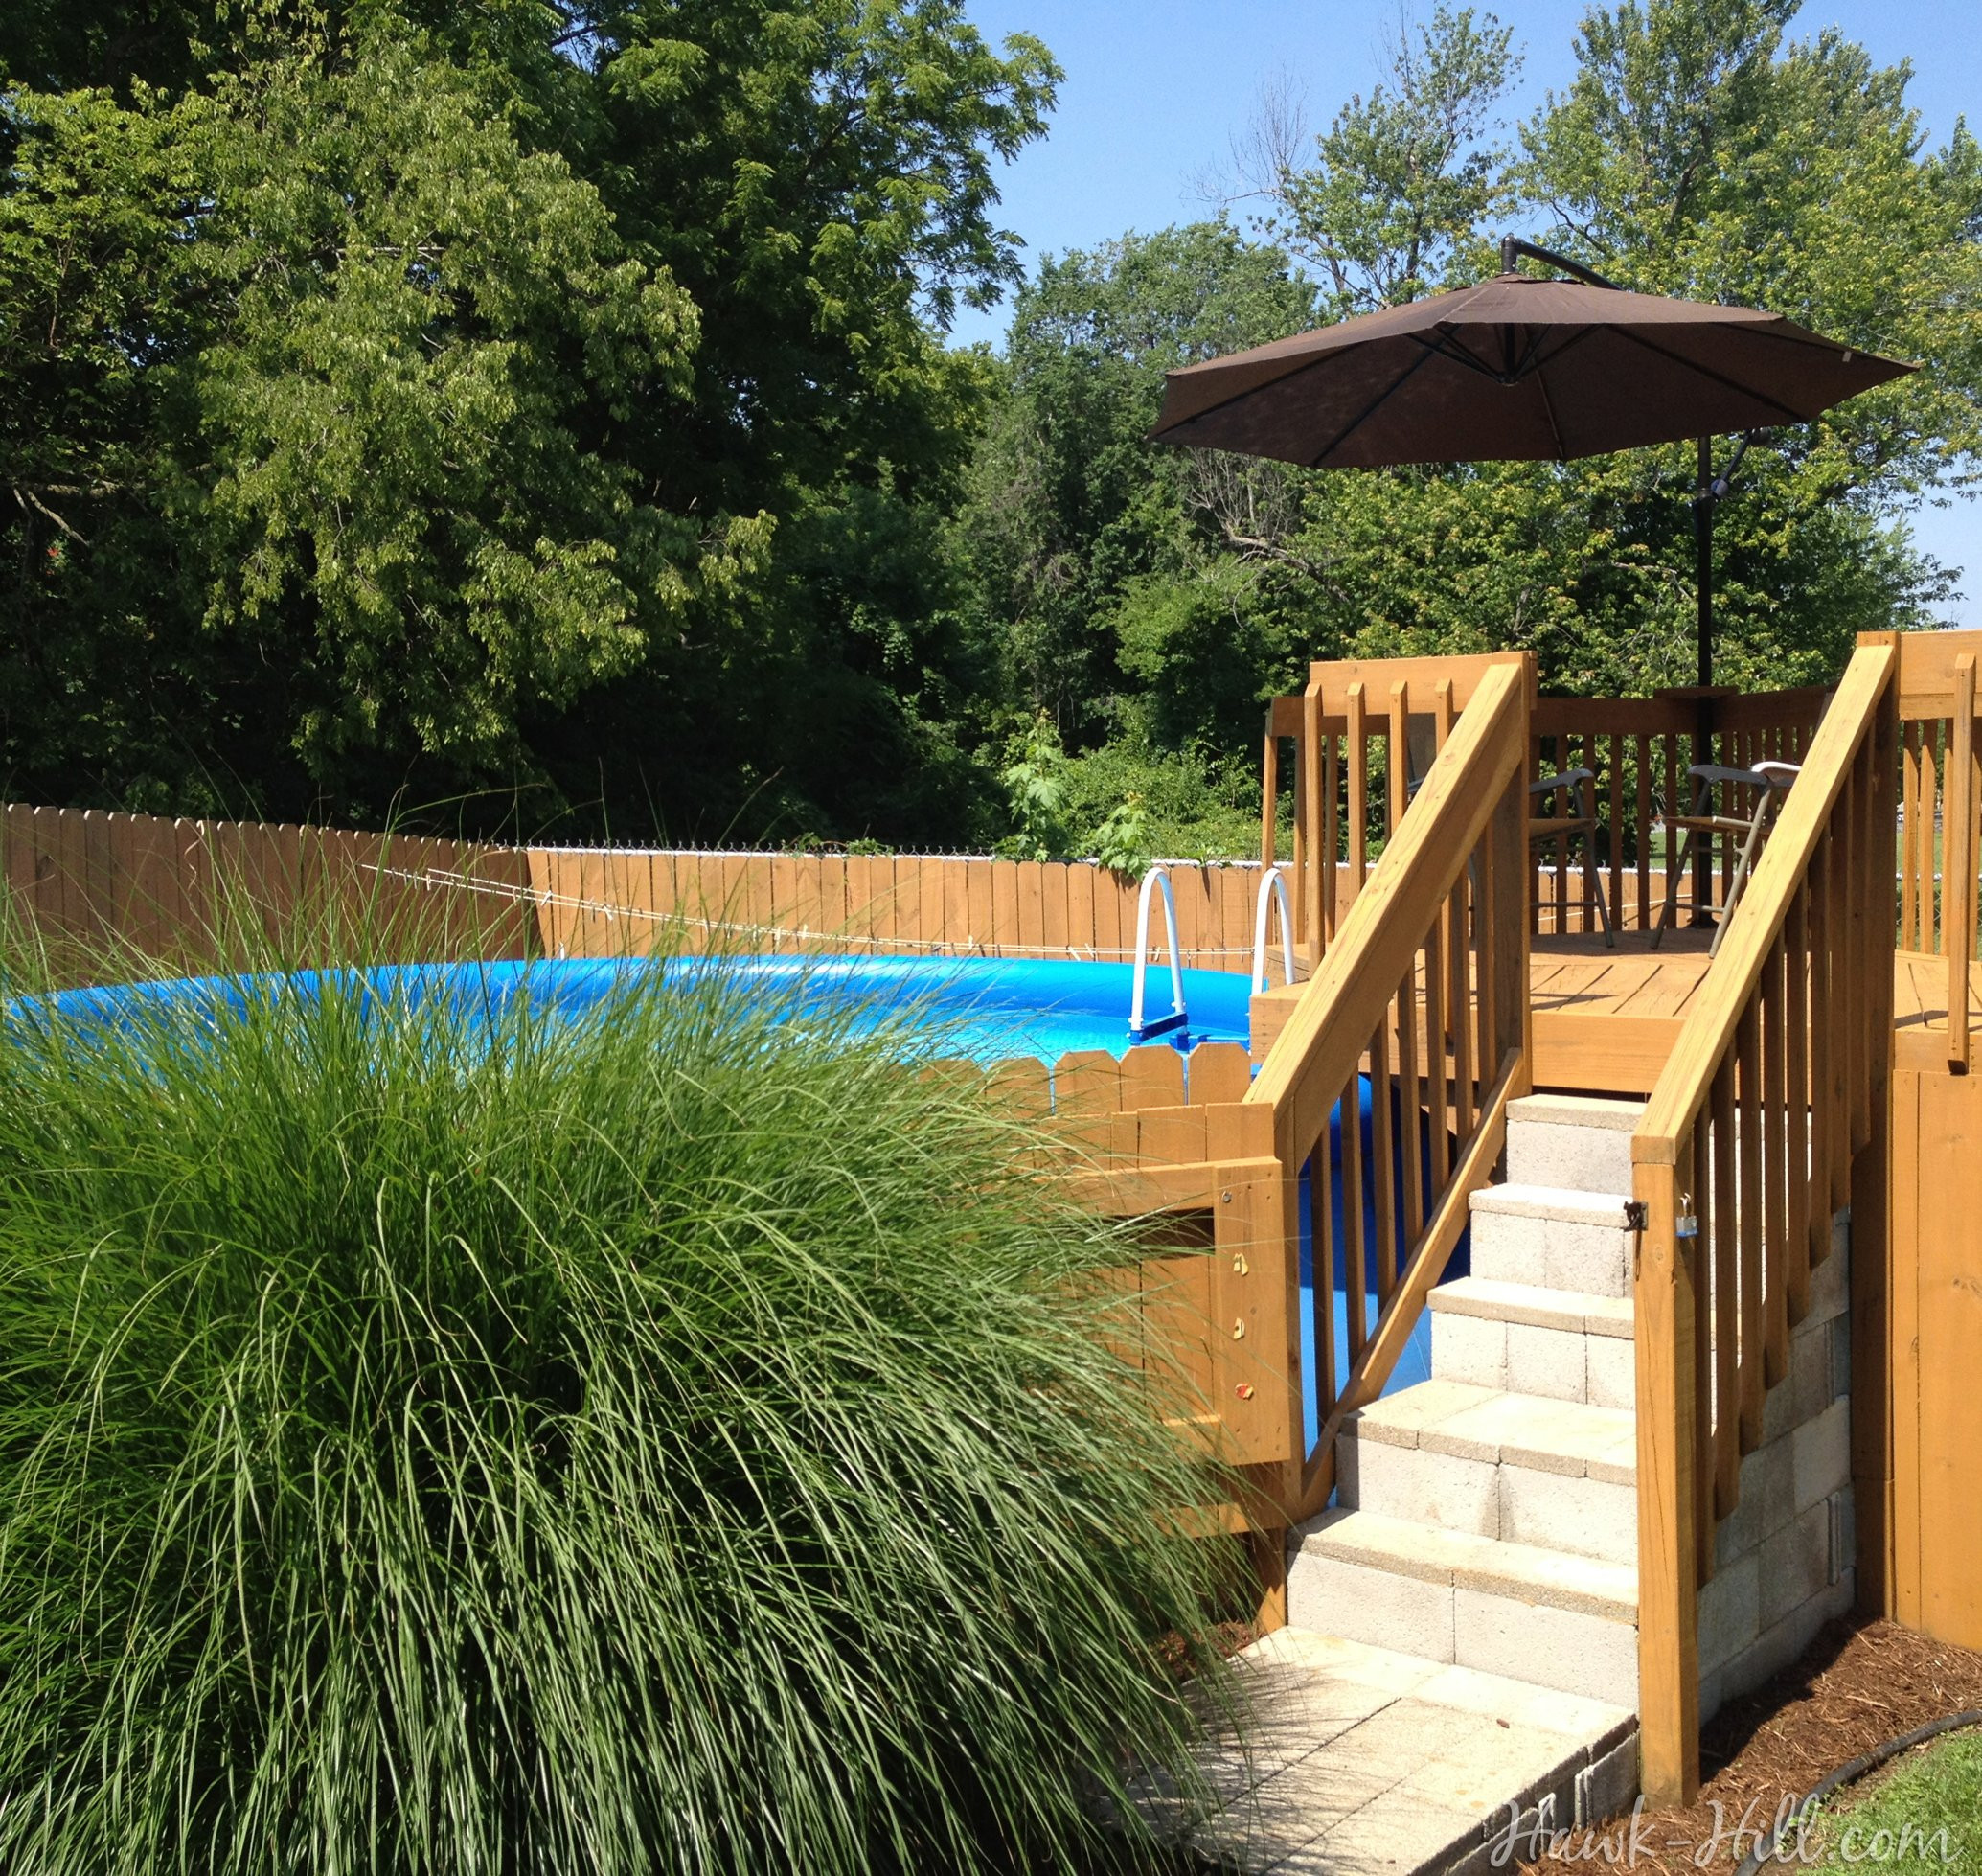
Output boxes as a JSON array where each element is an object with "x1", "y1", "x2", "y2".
[
  {"x1": 1468, "y1": 1184, "x2": 1636, "y2": 1298},
  {"x1": 1504, "y1": 1093, "x2": 1645, "y2": 1195}
]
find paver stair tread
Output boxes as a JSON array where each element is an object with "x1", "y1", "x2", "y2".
[
  {"x1": 1428, "y1": 1275, "x2": 1633, "y2": 1338},
  {"x1": 1346, "y1": 1383, "x2": 1636, "y2": 1484},
  {"x1": 1469, "y1": 1182, "x2": 1633, "y2": 1222},
  {"x1": 1299, "y1": 1507, "x2": 1638, "y2": 1621},
  {"x1": 1507, "y1": 1093, "x2": 1646, "y2": 1131}
]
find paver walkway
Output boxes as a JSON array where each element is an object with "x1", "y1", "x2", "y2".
[{"x1": 1148, "y1": 1630, "x2": 1636, "y2": 1875}]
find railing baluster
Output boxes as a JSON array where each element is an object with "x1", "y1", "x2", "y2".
[
  {"x1": 1902, "y1": 718, "x2": 1922, "y2": 950},
  {"x1": 1398, "y1": 961, "x2": 1424, "y2": 1253},
  {"x1": 1690, "y1": 1108, "x2": 1716, "y2": 1581},
  {"x1": 1424, "y1": 915, "x2": 1450, "y2": 1193},
  {"x1": 1450, "y1": 854, "x2": 1475, "y2": 1144},
  {"x1": 1762, "y1": 931, "x2": 1790, "y2": 1386},
  {"x1": 1711, "y1": 1053, "x2": 1740, "y2": 1517},
  {"x1": 1786, "y1": 881, "x2": 1812, "y2": 1322},
  {"x1": 1323, "y1": 732, "x2": 1340, "y2": 943},
  {"x1": 1736, "y1": 997, "x2": 1766, "y2": 1451},
  {"x1": 1372, "y1": 1006, "x2": 1397, "y2": 1309},
  {"x1": 1347, "y1": 683, "x2": 1368, "y2": 902},
  {"x1": 1948, "y1": 660, "x2": 1975, "y2": 1069}
]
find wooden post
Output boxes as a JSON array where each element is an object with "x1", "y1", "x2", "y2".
[
  {"x1": 1854, "y1": 646, "x2": 1901, "y2": 1615},
  {"x1": 1633, "y1": 1149, "x2": 1702, "y2": 1805},
  {"x1": 1261, "y1": 709, "x2": 1279, "y2": 877},
  {"x1": 1947, "y1": 655, "x2": 1974, "y2": 1072}
]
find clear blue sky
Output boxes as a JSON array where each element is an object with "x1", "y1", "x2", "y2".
[{"x1": 952, "y1": 0, "x2": 1980, "y2": 621}]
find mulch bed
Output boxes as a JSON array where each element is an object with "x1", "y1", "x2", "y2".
[{"x1": 1521, "y1": 1618, "x2": 1982, "y2": 1874}]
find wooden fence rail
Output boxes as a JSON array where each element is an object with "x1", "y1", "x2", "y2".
[
  {"x1": 1247, "y1": 656, "x2": 1535, "y2": 1525},
  {"x1": 1629, "y1": 640, "x2": 1898, "y2": 1805}
]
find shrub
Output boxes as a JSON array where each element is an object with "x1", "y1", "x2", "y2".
[{"x1": 0, "y1": 948, "x2": 1242, "y2": 1874}]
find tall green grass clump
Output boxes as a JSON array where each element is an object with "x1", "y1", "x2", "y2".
[{"x1": 0, "y1": 948, "x2": 1242, "y2": 1874}]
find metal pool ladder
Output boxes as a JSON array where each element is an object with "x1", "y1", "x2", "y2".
[
  {"x1": 1128, "y1": 864, "x2": 1189, "y2": 1043},
  {"x1": 1251, "y1": 864, "x2": 1295, "y2": 994}
]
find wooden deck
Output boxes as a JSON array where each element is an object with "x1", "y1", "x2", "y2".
[
  {"x1": 1253, "y1": 927, "x2": 1978, "y2": 1096},
  {"x1": 1530, "y1": 927, "x2": 1714, "y2": 1094}
]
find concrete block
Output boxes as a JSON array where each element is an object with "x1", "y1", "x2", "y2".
[
  {"x1": 1807, "y1": 1236, "x2": 1851, "y2": 1325},
  {"x1": 1792, "y1": 1400, "x2": 1852, "y2": 1515},
  {"x1": 1575, "y1": 1731, "x2": 1641, "y2": 1828},
  {"x1": 1585, "y1": 1335, "x2": 1635, "y2": 1410},
  {"x1": 1697, "y1": 1548, "x2": 1762, "y2": 1674},
  {"x1": 1698, "y1": 1664, "x2": 1725, "y2": 1727},
  {"x1": 1433, "y1": 1310, "x2": 1507, "y2": 1389},
  {"x1": 1759, "y1": 1500, "x2": 1831, "y2": 1632},
  {"x1": 1509, "y1": 1322, "x2": 1589, "y2": 1402},
  {"x1": 1454, "y1": 1588, "x2": 1639, "y2": 1709},
  {"x1": 1498, "y1": 1465, "x2": 1637, "y2": 1566},
  {"x1": 1342, "y1": 1438, "x2": 1501, "y2": 1538},
  {"x1": 1831, "y1": 1486, "x2": 1857, "y2": 1585},
  {"x1": 1715, "y1": 1434, "x2": 1796, "y2": 1569},
  {"x1": 1505, "y1": 1095, "x2": 1643, "y2": 1194},
  {"x1": 1832, "y1": 1315, "x2": 1852, "y2": 1403},
  {"x1": 1723, "y1": 1570, "x2": 1854, "y2": 1702},
  {"x1": 1287, "y1": 1551, "x2": 1455, "y2": 1662},
  {"x1": 1469, "y1": 1186, "x2": 1635, "y2": 1297},
  {"x1": 1765, "y1": 1319, "x2": 1835, "y2": 1443}
]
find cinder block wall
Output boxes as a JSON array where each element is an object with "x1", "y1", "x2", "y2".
[{"x1": 1696, "y1": 1212, "x2": 1856, "y2": 1723}]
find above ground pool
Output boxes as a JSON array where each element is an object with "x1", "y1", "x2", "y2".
[{"x1": 29, "y1": 950, "x2": 1453, "y2": 1461}]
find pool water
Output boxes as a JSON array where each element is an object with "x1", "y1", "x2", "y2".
[{"x1": 34, "y1": 951, "x2": 1453, "y2": 1453}]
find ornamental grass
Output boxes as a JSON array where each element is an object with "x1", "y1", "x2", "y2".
[{"x1": 0, "y1": 926, "x2": 1243, "y2": 1874}]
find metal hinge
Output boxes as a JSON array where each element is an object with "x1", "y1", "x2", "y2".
[{"x1": 1624, "y1": 1200, "x2": 1649, "y2": 1232}]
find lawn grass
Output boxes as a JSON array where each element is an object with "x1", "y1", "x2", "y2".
[
  {"x1": 0, "y1": 922, "x2": 1246, "y2": 1875},
  {"x1": 1813, "y1": 1725, "x2": 1982, "y2": 1866}
]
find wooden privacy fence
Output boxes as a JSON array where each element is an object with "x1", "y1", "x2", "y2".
[
  {"x1": 1246, "y1": 656, "x2": 1535, "y2": 1526},
  {"x1": 1629, "y1": 639, "x2": 1897, "y2": 1805},
  {"x1": 520, "y1": 848, "x2": 1265, "y2": 972},
  {"x1": 0, "y1": 806, "x2": 536, "y2": 980},
  {"x1": 1263, "y1": 669, "x2": 1832, "y2": 951},
  {"x1": 0, "y1": 807, "x2": 1287, "y2": 986}
]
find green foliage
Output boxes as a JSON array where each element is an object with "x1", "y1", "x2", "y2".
[
  {"x1": 1249, "y1": 4, "x2": 1520, "y2": 311},
  {"x1": 0, "y1": 0, "x2": 1055, "y2": 840},
  {"x1": 0, "y1": 936, "x2": 1242, "y2": 1874},
  {"x1": 997, "y1": 710, "x2": 1073, "y2": 858},
  {"x1": 953, "y1": 0, "x2": 1979, "y2": 838}
]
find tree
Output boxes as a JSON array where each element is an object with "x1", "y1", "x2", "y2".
[
  {"x1": 0, "y1": 1, "x2": 1057, "y2": 839},
  {"x1": 1223, "y1": 4, "x2": 1519, "y2": 314}
]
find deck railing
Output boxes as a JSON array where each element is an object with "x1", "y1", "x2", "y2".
[
  {"x1": 1264, "y1": 678, "x2": 1832, "y2": 951},
  {"x1": 1629, "y1": 639, "x2": 1898, "y2": 1804},
  {"x1": 1246, "y1": 656, "x2": 1534, "y2": 1523},
  {"x1": 1890, "y1": 631, "x2": 1982, "y2": 1067}
]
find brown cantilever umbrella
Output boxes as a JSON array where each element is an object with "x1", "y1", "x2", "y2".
[{"x1": 1148, "y1": 239, "x2": 1914, "y2": 685}]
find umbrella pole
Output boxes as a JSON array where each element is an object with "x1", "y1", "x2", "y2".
[{"x1": 1692, "y1": 436, "x2": 1717, "y2": 927}]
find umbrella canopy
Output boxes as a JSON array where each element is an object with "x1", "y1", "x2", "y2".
[{"x1": 1148, "y1": 270, "x2": 1911, "y2": 468}]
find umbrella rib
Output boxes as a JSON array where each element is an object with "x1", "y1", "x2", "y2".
[
  {"x1": 1606, "y1": 327, "x2": 1809, "y2": 424},
  {"x1": 1148, "y1": 347, "x2": 1351, "y2": 440},
  {"x1": 1535, "y1": 363, "x2": 1568, "y2": 462},
  {"x1": 1307, "y1": 344, "x2": 1442, "y2": 467}
]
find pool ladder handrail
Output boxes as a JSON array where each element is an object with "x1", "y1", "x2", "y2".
[
  {"x1": 1251, "y1": 864, "x2": 1295, "y2": 995},
  {"x1": 1128, "y1": 864, "x2": 1189, "y2": 1043}
]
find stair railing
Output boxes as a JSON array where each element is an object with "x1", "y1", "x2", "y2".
[
  {"x1": 1245, "y1": 656, "x2": 1535, "y2": 1525},
  {"x1": 1629, "y1": 638, "x2": 1898, "y2": 1807},
  {"x1": 1128, "y1": 864, "x2": 1189, "y2": 1042},
  {"x1": 1251, "y1": 865, "x2": 1295, "y2": 994}
]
